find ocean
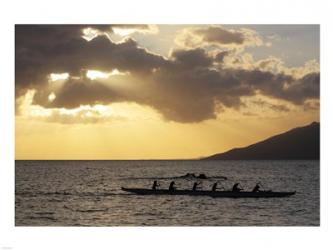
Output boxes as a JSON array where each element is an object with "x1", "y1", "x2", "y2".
[{"x1": 15, "y1": 160, "x2": 319, "y2": 226}]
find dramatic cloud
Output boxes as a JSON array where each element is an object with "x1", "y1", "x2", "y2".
[
  {"x1": 15, "y1": 25, "x2": 320, "y2": 123},
  {"x1": 82, "y1": 25, "x2": 159, "y2": 41},
  {"x1": 223, "y1": 54, "x2": 320, "y2": 79},
  {"x1": 175, "y1": 26, "x2": 263, "y2": 49},
  {"x1": 110, "y1": 24, "x2": 158, "y2": 36},
  {"x1": 15, "y1": 25, "x2": 165, "y2": 93},
  {"x1": 195, "y1": 26, "x2": 245, "y2": 44},
  {"x1": 214, "y1": 50, "x2": 231, "y2": 62},
  {"x1": 17, "y1": 89, "x2": 152, "y2": 124}
]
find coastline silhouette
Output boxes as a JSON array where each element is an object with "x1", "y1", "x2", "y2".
[{"x1": 204, "y1": 122, "x2": 319, "y2": 160}]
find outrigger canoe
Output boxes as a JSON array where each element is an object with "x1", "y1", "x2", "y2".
[{"x1": 121, "y1": 187, "x2": 296, "y2": 198}]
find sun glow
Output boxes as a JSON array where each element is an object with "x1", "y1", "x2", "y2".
[
  {"x1": 86, "y1": 70, "x2": 109, "y2": 80},
  {"x1": 16, "y1": 88, "x2": 319, "y2": 160},
  {"x1": 49, "y1": 73, "x2": 69, "y2": 82},
  {"x1": 17, "y1": 90, "x2": 50, "y2": 117},
  {"x1": 86, "y1": 69, "x2": 127, "y2": 80},
  {"x1": 112, "y1": 28, "x2": 138, "y2": 37},
  {"x1": 48, "y1": 92, "x2": 56, "y2": 102},
  {"x1": 112, "y1": 25, "x2": 158, "y2": 37},
  {"x1": 17, "y1": 89, "x2": 160, "y2": 124},
  {"x1": 82, "y1": 27, "x2": 101, "y2": 41}
]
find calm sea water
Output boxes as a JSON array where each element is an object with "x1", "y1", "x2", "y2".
[{"x1": 15, "y1": 160, "x2": 319, "y2": 226}]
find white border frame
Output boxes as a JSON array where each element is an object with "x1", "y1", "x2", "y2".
[{"x1": 1, "y1": 0, "x2": 332, "y2": 249}]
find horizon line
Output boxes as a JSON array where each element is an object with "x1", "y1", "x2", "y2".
[{"x1": 15, "y1": 159, "x2": 319, "y2": 161}]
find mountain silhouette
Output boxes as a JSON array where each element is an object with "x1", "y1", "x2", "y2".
[{"x1": 204, "y1": 122, "x2": 319, "y2": 160}]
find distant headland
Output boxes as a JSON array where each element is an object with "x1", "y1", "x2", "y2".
[{"x1": 203, "y1": 122, "x2": 320, "y2": 160}]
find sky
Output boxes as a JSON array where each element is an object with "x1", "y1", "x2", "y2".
[{"x1": 15, "y1": 25, "x2": 319, "y2": 159}]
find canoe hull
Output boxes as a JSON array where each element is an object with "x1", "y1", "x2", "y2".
[{"x1": 121, "y1": 187, "x2": 296, "y2": 198}]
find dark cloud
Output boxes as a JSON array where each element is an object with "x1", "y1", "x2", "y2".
[
  {"x1": 15, "y1": 25, "x2": 165, "y2": 91},
  {"x1": 16, "y1": 25, "x2": 320, "y2": 123},
  {"x1": 194, "y1": 26, "x2": 244, "y2": 45},
  {"x1": 171, "y1": 48, "x2": 213, "y2": 69},
  {"x1": 176, "y1": 26, "x2": 262, "y2": 49},
  {"x1": 33, "y1": 78, "x2": 122, "y2": 109},
  {"x1": 215, "y1": 50, "x2": 230, "y2": 62},
  {"x1": 245, "y1": 70, "x2": 319, "y2": 104}
]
